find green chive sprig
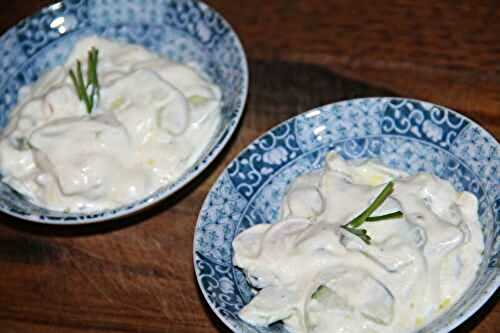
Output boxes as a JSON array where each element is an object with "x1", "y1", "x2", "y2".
[
  {"x1": 69, "y1": 47, "x2": 99, "y2": 114},
  {"x1": 366, "y1": 211, "x2": 403, "y2": 222},
  {"x1": 341, "y1": 181, "x2": 403, "y2": 244}
]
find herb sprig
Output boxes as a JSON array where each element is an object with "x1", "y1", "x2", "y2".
[
  {"x1": 69, "y1": 47, "x2": 99, "y2": 114},
  {"x1": 341, "y1": 181, "x2": 402, "y2": 244}
]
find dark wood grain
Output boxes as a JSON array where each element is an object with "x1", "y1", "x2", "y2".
[
  {"x1": 0, "y1": 1, "x2": 498, "y2": 333},
  {"x1": 208, "y1": 0, "x2": 500, "y2": 138}
]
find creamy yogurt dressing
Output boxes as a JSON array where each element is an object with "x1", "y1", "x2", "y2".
[
  {"x1": 0, "y1": 36, "x2": 221, "y2": 212},
  {"x1": 233, "y1": 152, "x2": 483, "y2": 333}
]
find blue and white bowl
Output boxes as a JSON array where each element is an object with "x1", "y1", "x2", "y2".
[
  {"x1": 0, "y1": 0, "x2": 248, "y2": 224},
  {"x1": 194, "y1": 98, "x2": 499, "y2": 333}
]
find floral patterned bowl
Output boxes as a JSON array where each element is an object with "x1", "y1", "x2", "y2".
[
  {"x1": 0, "y1": 0, "x2": 248, "y2": 223},
  {"x1": 194, "y1": 98, "x2": 499, "y2": 333}
]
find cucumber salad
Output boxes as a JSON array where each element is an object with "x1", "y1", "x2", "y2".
[
  {"x1": 233, "y1": 152, "x2": 483, "y2": 333},
  {"x1": 0, "y1": 36, "x2": 221, "y2": 212}
]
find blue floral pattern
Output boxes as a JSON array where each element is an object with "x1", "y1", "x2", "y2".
[
  {"x1": 228, "y1": 122, "x2": 301, "y2": 199},
  {"x1": 295, "y1": 98, "x2": 384, "y2": 152},
  {"x1": 196, "y1": 173, "x2": 247, "y2": 265},
  {"x1": 195, "y1": 98, "x2": 499, "y2": 333},
  {"x1": 0, "y1": 0, "x2": 248, "y2": 223}
]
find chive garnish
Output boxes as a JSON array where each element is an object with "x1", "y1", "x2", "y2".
[
  {"x1": 341, "y1": 181, "x2": 403, "y2": 244},
  {"x1": 366, "y1": 211, "x2": 403, "y2": 222},
  {"x1": 69, "y1": 47, "x2": 100, "y2": 114}
]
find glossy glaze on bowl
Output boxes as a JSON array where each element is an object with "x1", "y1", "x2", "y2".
[
  {"x1": 194, "y1": 98, "x2": 499, "y2": 333},
  {"x1": 0, "y1": 0, "x2": 248, "y2": 223}
]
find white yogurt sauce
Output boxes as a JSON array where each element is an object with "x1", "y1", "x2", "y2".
[
  {"x1": 233, "y1": 152, "x2": 483, "y2": 333},
  {"x1": 0, "y1": 36, "x2": 221, "y2": 212}
]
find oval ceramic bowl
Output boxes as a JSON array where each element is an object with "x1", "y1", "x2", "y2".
[
  {"x1": 0, "y1": 0, "x2": 248, "y2": 224},
  {"x1": 194, "y1": 98, "x2": 499, "y2": 333}
]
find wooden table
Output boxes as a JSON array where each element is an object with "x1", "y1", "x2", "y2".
[{"x1": 0, "y1": 1, "x2": 498, "y2": 332}]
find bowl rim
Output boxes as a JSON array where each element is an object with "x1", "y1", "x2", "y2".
[
  {"x1": 0, "y1": 0, "x2": 249, "y2": 224},
  {"x1": 193, "y1": 96, "x2": 500, "y2": 333}
]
